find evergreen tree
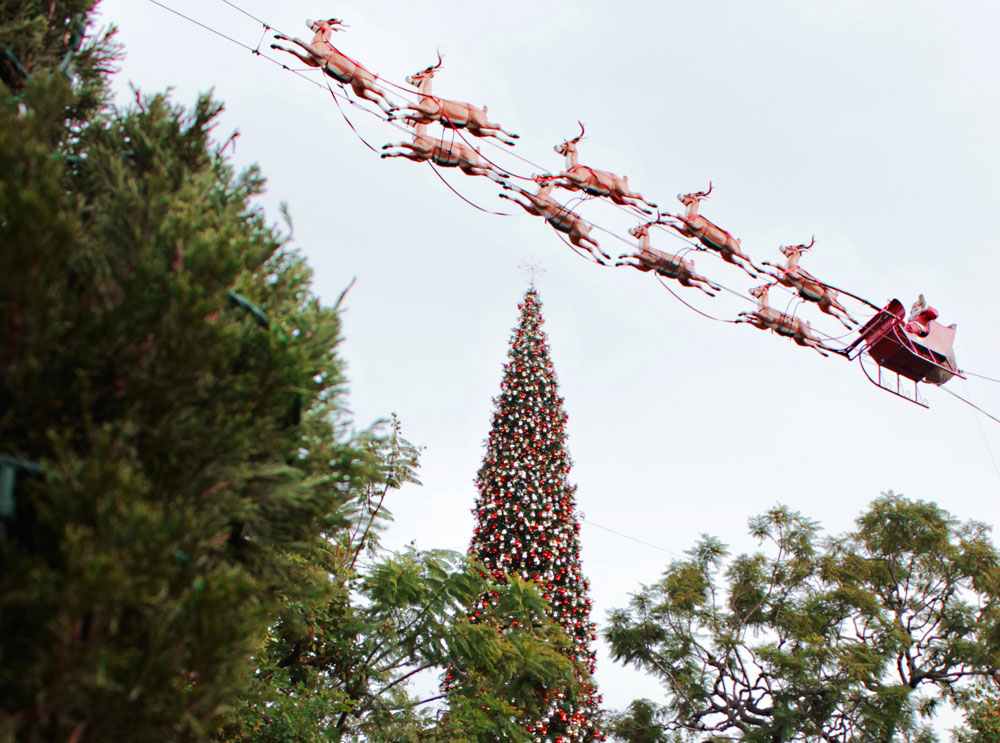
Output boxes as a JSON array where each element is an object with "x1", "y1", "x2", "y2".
[
  {"x1": 1, "y1": 4, "x2": 377, "y2": 740},
  {"x1": 2, "y1": 7, "x2": 586, "y2": 743},
  {"x1": 467, "y1": 287, "x2": 603, "y2": 743}
]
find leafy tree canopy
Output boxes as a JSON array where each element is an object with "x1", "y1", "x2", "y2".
[{"x1": 605, "y1": 494, "x2": 1000, "y2": 743}]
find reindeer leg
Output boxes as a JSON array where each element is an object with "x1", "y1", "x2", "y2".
[
  {"x1": 820, "y1": 303, "x2": 855, "y2": 330},
  {"x1": 269, "y1": 43, "x2": 322, "y2": 68},
  {"x1": 800, "y1": 338, "x2": 830, "y2": 357},
  {"x1": 460, "y1": 164, "x2": 490, "y2": 178},
  {"x1": 381, "y1": 149, "x2": 429, "y2": 163},
  {"x1": 343, "y1": 76, "x2": 393, "y2": 114},
  {"x1": 479, "y1": 168, "x2": 508, "y2": 184},
  {"x1": 829, "y1": 298, "x2": 858, "y2": 328},
  {"x1": 381, "y1": 141, "x2": 415, "y2": 152},
  {"x1": 481, "y1": 118, "x2": 519, "y2": 141},
  {"x1": 731, "y1": 255, "x2": 758, "y2": 279},
  {"x1": 616, "y1": 184, "x2": 658, "y2": 211},
  {"x1": 471, "y1": 124, "x2": 517, "y2": 147},
  {"x1": 388, "y1": 101, "x2": 436, "y2": 123},
  {"x1": 691, "y1": 278, "x2": 717, "y2": 297},
  {"x1": 498, "y1": 193, "x2": 537, "y2": 216},
  {"x1": 618, "y1": 195, "x2": 654, "y2": 215},
  {"x1": 381, "y1": 140, "x2": 430, "y2": 160},
  {"x1": 573, "y1": 233, "x2": 610, "y2": 264}
]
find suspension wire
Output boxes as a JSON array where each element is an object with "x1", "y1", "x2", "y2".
[
  {"x1": 427, "y1": 165, "x2": 516, "y2": 216},
  {"x1": 320, "y1": 75, "x2": 379, "y2": 153},
  {"x1": 582, "y1": 518, "x2": 685, "y2": 558},
  {"x1": 178, "y1": 0, "x2": 801, "y2": 312},
  {"x1": 961, "y1": 380, "x2": 1000, "y2": 483},
  {"x1": 811, "y1": 277, "x2": 881, "y2": 312},
  {"x1": 655, "y1": 275, "x2": 739, "y2": 323},
  {"x1": 217, "y1": 0, "x2": 268, "y2": 27},
  {"x1": 940, "y1": 387, "x2": 1000, "y2": 425},
  {"x1": 149, "y1": 0, "x2": 258, "y2": 54},
  {"x1": 963, "y1": 370, "x2": 1000, "y2": 384},
  {"x1": 812, "y1": 323, "x2": 862, "y2": 344},
  {"x1": 216, "y1": 0, "x2": 997, "y2": 493},
  {"x1": 548, "y1": 229, "x2": 608, "y2": 266},
  {"x1": 156, "y1": 0, "x2": 889, "y2": 343}
]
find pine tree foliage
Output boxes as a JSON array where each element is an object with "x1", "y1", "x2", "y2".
[
  {"x1": 467, "y1": 288, "x2": 604, "y2": 743},
  {"x1": 0, "y1": 5, "x2": 377, "y2": 740},
  {"x1": 954, "y1": 684, "x2": 1000, "y2": 743}
]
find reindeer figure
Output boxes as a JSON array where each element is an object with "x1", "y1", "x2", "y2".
[
  {"x1": 381, "y1": 122, "x2": 508, "y2": 181},
  {"x1": 663, "y1": 183, "x2": 758, "y2": 278},
  {"x1": 548, "y1": 123, "x2": 657, "y2": 214},
  {"x1": 738, "y1": 284, "x2": 829, "y2": 356},
  {"x1": 761, "y1": 237, "x2": 856, "y2": 329},
  {"x1": 391, "y1": 54, "x2": 519, "y2": 145},
  {"x1": 271, "y1": 19, "x2": 396, "y2": 114},
  {"x1": 499, "y1": 178, "x2": 609, "y2": 264},
  {"x1": 617, "y1": 221, "x2": 721, "y2": 296}
]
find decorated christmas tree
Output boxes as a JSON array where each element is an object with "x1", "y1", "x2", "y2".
[{"x1": 469, "y1": 286, "x2": 604, "y2": 743}]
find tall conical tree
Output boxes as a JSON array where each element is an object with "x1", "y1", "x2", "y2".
[{"x1": 470, "y1": 286, "x2": 603, "y2": 743}]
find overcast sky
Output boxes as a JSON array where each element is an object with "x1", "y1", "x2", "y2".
[{"x1": 98, "y1": 0, "x2": 1000, "y2": 730}]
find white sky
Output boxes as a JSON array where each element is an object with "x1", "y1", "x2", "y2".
[{"x1": 98, "y1": 0, "x2": 1000, "y2": 733}]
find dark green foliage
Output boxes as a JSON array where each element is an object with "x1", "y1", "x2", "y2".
[
  {"x1": 606, "y1": 494, "x2": 1000, "y2": 743},
  {"x1": 1, "y1": 7, "x2": 377, "y2": 740},
  {"x1": 219, "y1": 420, "x2": 580, "y2": 743},
  {"x1": 606, "y1": 700, "x2": 669, "y2": 743},
  {"x1": 955, "y1": 684, "x2": 1000, "y2": 743}
]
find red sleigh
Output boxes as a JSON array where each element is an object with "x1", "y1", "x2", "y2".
[{"x1": 844, "y1": 298, "x2": 962, "y2": 407}]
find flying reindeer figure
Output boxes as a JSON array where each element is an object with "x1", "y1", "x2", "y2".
[
  {"x1": 391, "y1": 54, "x2": 520, "y2": 146},
  {"x1": 738, "y1": 284, "x2": 829, "y2": 356},
  {"x1": 546, "y1": 123, "x2": 657, "y2": 214},
  {"x1": 663, "y1": 183, "x2": 758, "y2": 278},
  {"x1": 617, "y1": 221, "x2": 721, "y2": 296},
  {"x1": 498, "y1": 177, "x2": 610, "y2": 264},
  {"x1": 270, "y1": 19, "x2": 397, "y2": 114},
  {"x1": 381, "y1": 121, "x2": 509, "y2": 181},
  {"x1": 760, "y1": 237, "x2": 856, "y2": 329}
]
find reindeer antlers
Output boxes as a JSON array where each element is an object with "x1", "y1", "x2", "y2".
[
  {"x1": 781, "y1": 235, "x2": 816, "y2": 252},
  {"x1": 415, "y1": 51, "x2": 444, "y2": 75},
  {"x1": 677, "y1": 181, "x2": 713, "y2": 202}
]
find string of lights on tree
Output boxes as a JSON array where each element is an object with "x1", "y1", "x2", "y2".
[{"x1": 468, "y1": 287, "x2": 603, "y2": 743}]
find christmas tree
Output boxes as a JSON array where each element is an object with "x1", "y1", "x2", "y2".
[{"x1": 470, "y1": 286, "x2": 604, "y2": 743}]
